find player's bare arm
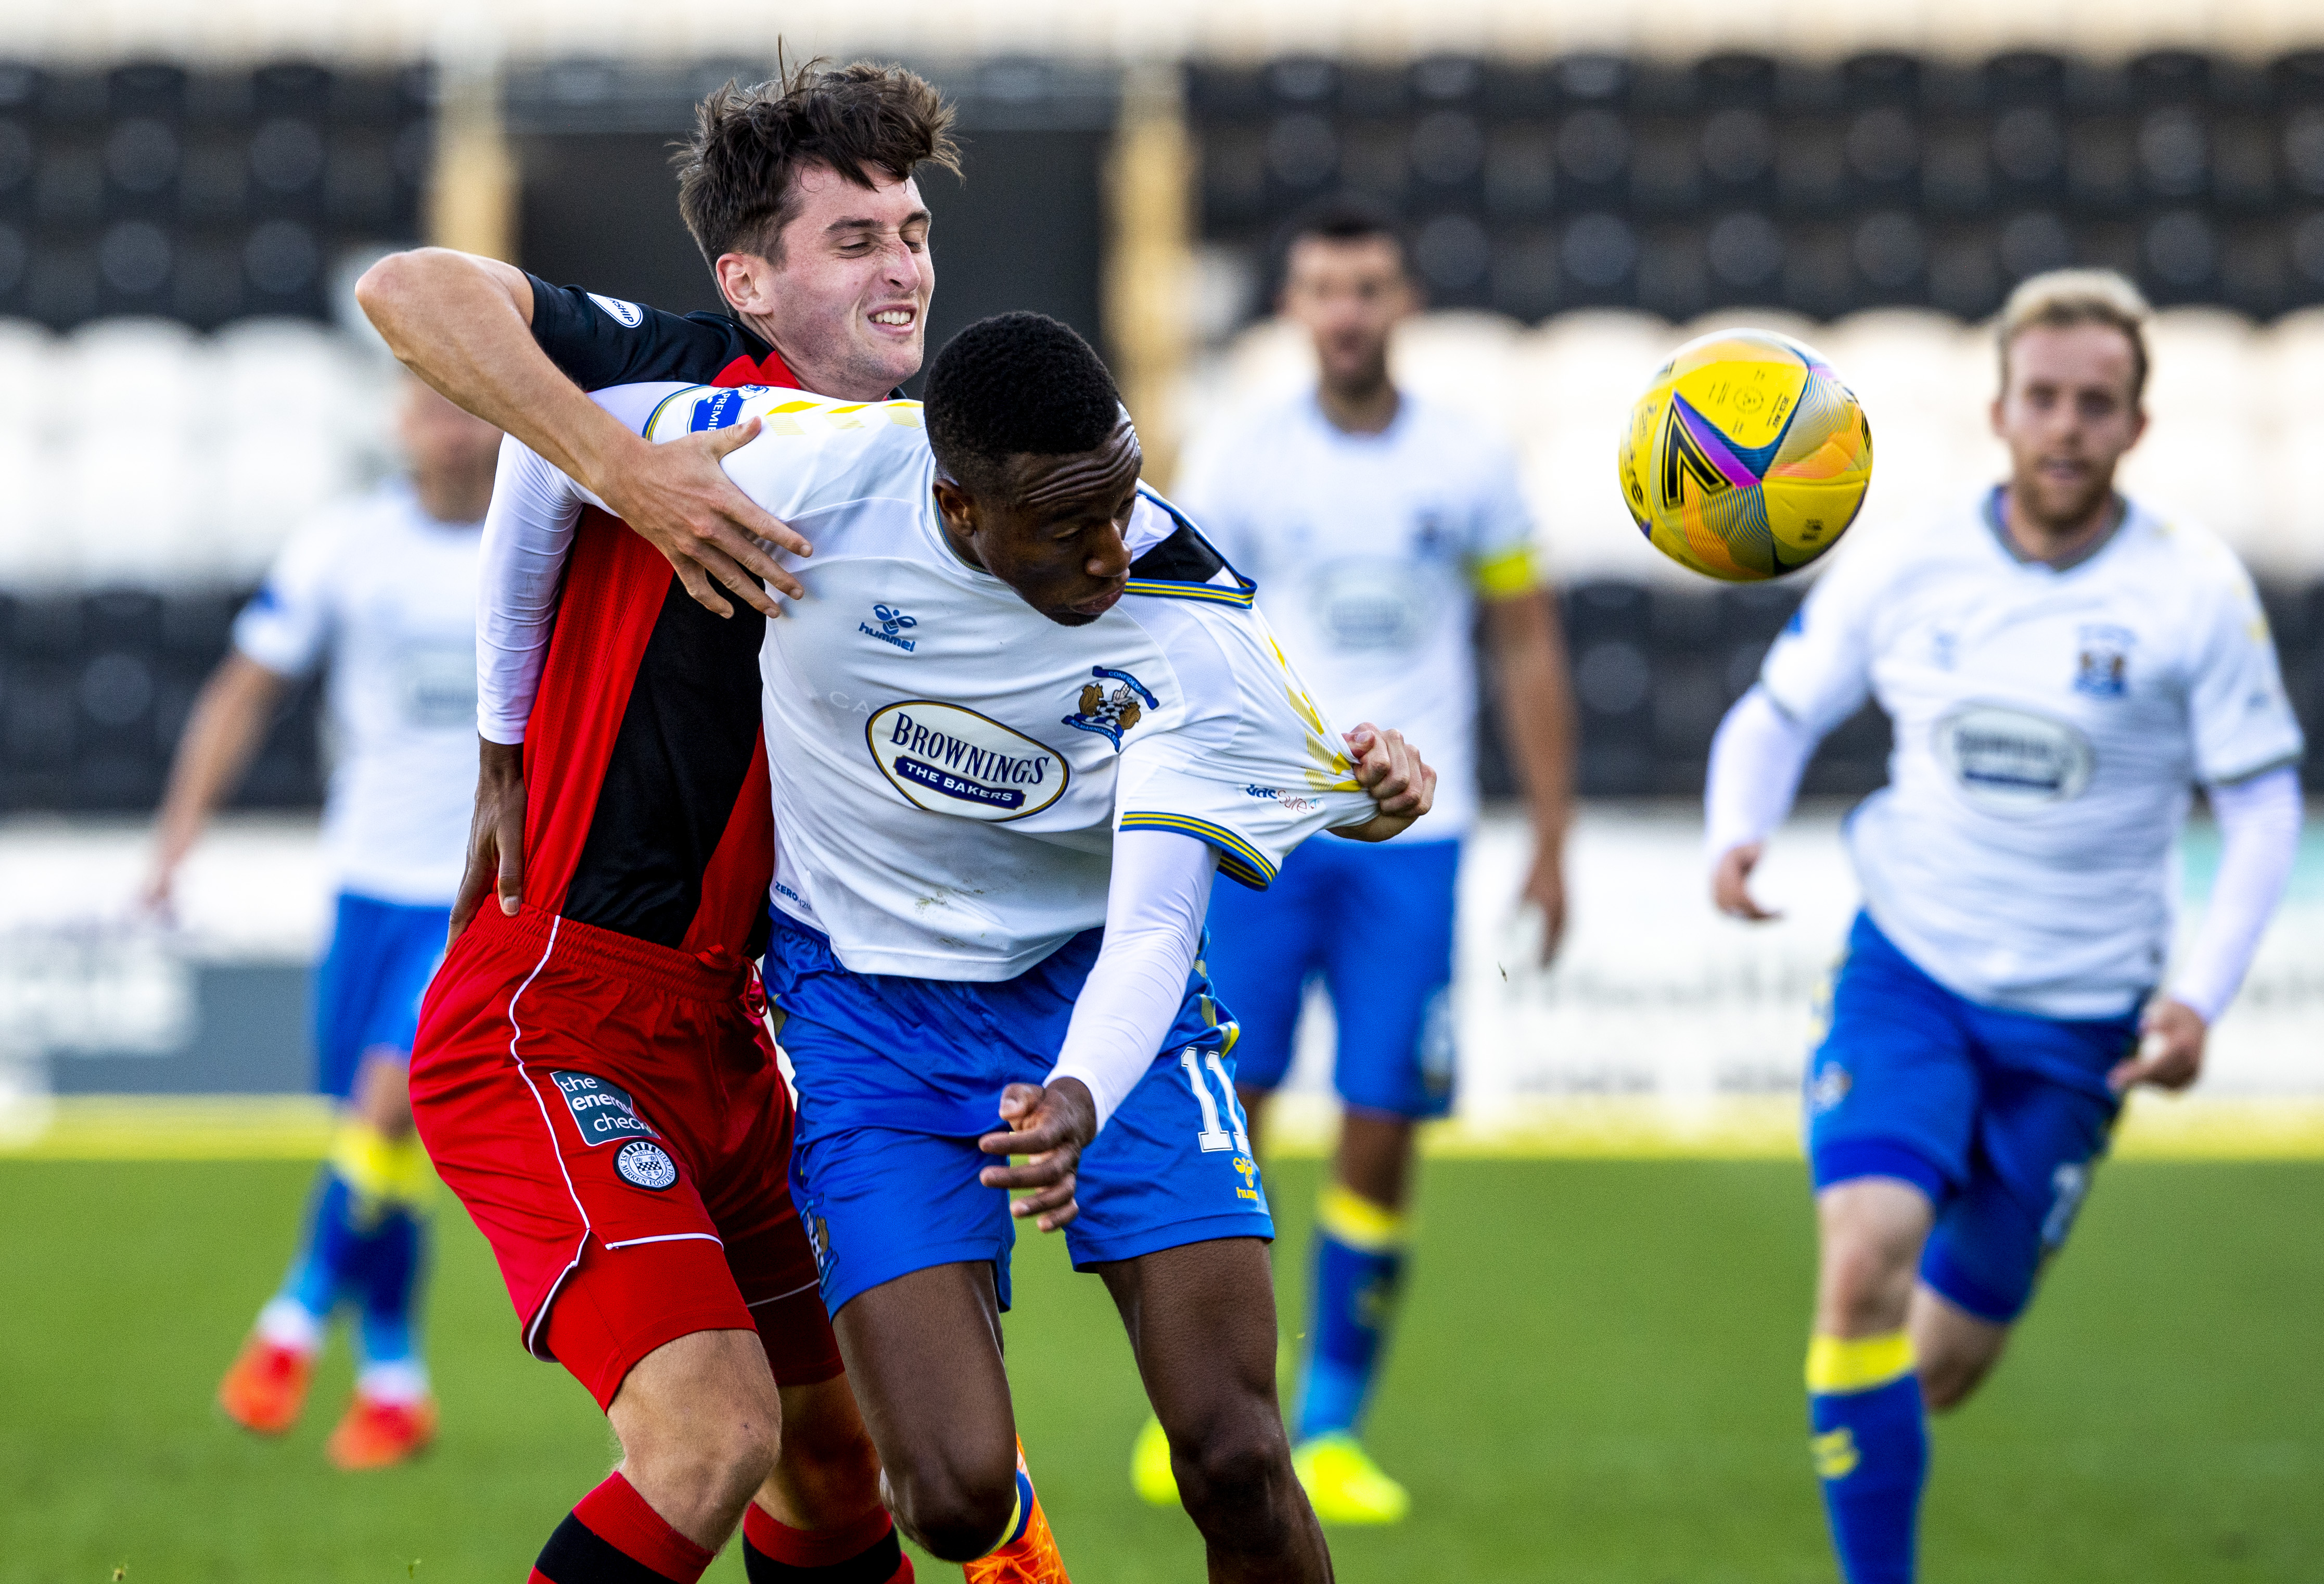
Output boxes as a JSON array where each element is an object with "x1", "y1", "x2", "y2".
[
  {"x1": 977, "y1": 1079, "x2": 1097, "y2": 1232},
  {"x1": 1713, "y1": 841, "x2": 1779, "y2": 922},
  {"x1": 357, "y1": 248, "x2": 807, "y2": 614},
  {"x1": 142, "y1": 652, "x2": 290, "y2": 911},
  {"x1": 2111, "y1": 998, "x2": 2206, "y2": 1094},
  {"x1": 1332, "y1": 724, "x2": 1437, "y2": 842},
  {"x1": 448, "y1": 738, "x2": 527, "y2": 942},
  {"x1": 1484, "y1": 587, "x2": 1578, "y2": 959}
]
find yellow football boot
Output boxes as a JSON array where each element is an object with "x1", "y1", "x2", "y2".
[
  {"x1": 1292, "y1": 1433, "x2": 1410, "y2": 1525},
  {"x1": 1130, "y1": 1414, "x2": 1179, "y2": 1507}
]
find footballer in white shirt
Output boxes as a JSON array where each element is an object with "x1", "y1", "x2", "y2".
[
  {"x1": 1703, "y1": 271, "x2": 2304, "y2": 1584},
  {"x1": 1157, "y1": 202, "x2": 1576, "y2": 1522},
  {"x1": 475, "y1": 312, "x2": 1435, "y2": 1580},
  {"x1": 143, "y1": 382, "x2": 501, "y2": 1469}
]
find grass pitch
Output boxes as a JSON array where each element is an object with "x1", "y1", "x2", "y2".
[{"x1": 4, "y1": 1156, "x2": 2318, "y2": 1582}]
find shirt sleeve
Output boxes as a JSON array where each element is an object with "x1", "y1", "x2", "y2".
[
  {"x1": 1114, "y1": 614, "x2": 1379, "y2": 889},
  {"x1": 231, "y1": 514, "x2": 340, "y2": 680},
  {"x1": 1703, "y1": 685, "x2": 1825, "y2": 858},
  {"x1": 474, "y1": 383, "x2": 682, "y2": 743},
  {"x1": 2166, "y1": 766, "x2": 2302, "y2": 1024},
  {"x1": 1043, "y1": 830, "x2": 1220, "y2": 1132},
  {"x1": 475, "y1": 436, "x2": 592, "y2": 744},
  {"x1": 1465, "y1": 435, "x2": 1543, "y2": 600},
  {"x1": 525, "y1": 275, "x2": 745, "y2": 391},
  {"x1": 2184, "y1": 566, "x2": 2306, "y2": 786},
  {"x1": 1756, "y1": 541, "x2": 1887, "y2": 736}
]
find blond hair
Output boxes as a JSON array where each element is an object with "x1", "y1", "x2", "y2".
[{"x1": 1996, "y1": 269, "x2": 2152, "y2": 404}]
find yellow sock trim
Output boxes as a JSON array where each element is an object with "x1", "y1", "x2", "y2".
[
  {"x1": 1805, "y1": 1330, "x2": 1915, "y2": 1395},
  {"x1": 978, "y1": 1489, "x2": 1024, "y2": 1557},
  {"x1": 1317, "y1": 1184, "x2": 1407, "y2": 1252},
  {"x1": 329, "y1": 1121, "x2": 435, "y2": 1209}
]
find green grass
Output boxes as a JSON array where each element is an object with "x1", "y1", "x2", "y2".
[{"x1": 4, "y1": 1158, "x2": 2319, "y2": 1582}]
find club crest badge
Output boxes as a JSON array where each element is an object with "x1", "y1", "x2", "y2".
[
  {"x1": 615, "y1": 1140, "x2": 680, "y2": 1192},
  {"x1": 2073, "y1": 624, "x2": 2135, "y2": 699},
  {"x1": 1062, "y1": 666, "x2": 1159, "y2": 751}
]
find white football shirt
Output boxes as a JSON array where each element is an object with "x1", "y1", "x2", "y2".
[
  {"x1": 481, "y1": 383, "x2": 1381, "y2": 982},
  {"x1": 1172, "y1": 391, "x2": 1540, "y2": 838},
  {"x1": 233, "y1": 481, "x2": 483, "y2": 906},
  {"x1": 1761, "y1": 489, "x2": 2304, "y2": 1018}
]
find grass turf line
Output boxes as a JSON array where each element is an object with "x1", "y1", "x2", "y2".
[{"x1": 3, "y1": 1158, "x2": 2317, "y2": 1582}]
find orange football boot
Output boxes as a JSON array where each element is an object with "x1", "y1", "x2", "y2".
[
  {"x1": 961, "y1": 1440, "x2": 1068, "y2": 1584},
  {"x1": 324, "y1": 1391, "x2": 439, "y2": 1470},
  {"x1": 218, "y1": 1336, "x2": 314, "y2": 1435}
]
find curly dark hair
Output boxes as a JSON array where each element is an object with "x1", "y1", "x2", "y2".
[
  {"x1": 925, "y1": 313, "x2": 1125, "y2": 496},
  {"x1": 674, "y1": 57, "x2": 961, "y2": 266}
]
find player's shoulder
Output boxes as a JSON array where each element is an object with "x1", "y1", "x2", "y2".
[
  {"x1": 2117, "y1": 497, "x2": 2253, "y2": 588},
  {"x1": 527, "y1": 277, "x2": 759, "y2": 388},
  {"x1": 1393, "y1": 390, "x2": 1518, "y2": 463},
  {"x1": 275, "y1": 480, "x2": 414, "y2": 565}
]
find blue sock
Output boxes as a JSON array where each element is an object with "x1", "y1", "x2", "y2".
[
  {"x1": 1295, "y1": 1184, "x2": 1409, "y2": 1442},
  {"x1": 1807, "y1": 1333, "x2": 1927, "y2": 1584},
  {"x1": 276, "y1": 1165, "x2": 362, "y2": 1325},
  {"x1": 351, "y1": 1203, "x2": 426, "y2": 1376}
]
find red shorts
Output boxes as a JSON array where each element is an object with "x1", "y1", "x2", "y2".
[{"x1": 411, "y1": 904, "x2": 842, "y2": 1410}]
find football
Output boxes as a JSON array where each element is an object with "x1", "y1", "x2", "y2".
[{"x1": 1617, "y1": 328, "x2": 1874, "y2": 582}]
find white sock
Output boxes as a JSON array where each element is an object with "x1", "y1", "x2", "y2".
[
  {"x1": 257, "y1": 1296, "x2": 324, "y2": 1355},
  {"x1": 356, "y1": 1360, "x2": 430, "y2": 1405}
]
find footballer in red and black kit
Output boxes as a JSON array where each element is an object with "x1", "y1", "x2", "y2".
[{"x1": 410, "y1": 275, "x2": 842, "y2": 1409}]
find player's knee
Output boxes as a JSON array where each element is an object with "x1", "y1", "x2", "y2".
[
  {"x1": 776, "y1": 1403, "x2": 882, "y2": 1519},
  {"x1": 885, "y1": 1443, "x2": 1018, "y2": 1562},
  {"x1": 1917, "y1": 1333, "x2": 2002, "y2": 1413},
  {"x1": 1820, "y1": 1235, "x2": 1918, "y2": 1333},
  {"x1": 1174, "y1": 1406, "x2": 1298, "y2": 1539}
]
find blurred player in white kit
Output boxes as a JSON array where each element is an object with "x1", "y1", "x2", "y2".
[
  {"x1": 1143, "y1": 199, "x2": 1577, "y2": 1523},
  {"x1": 1705, "y1": 270, "x2": 2305, "y2": 1584},
  {"x1": 144, "y1": 382, "x2": 501, "y2": 1469}
]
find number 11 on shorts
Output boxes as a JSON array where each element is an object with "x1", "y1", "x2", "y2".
[{"x1": 1180, "y1": 1048, "x2": 1250, "y2": 1155}]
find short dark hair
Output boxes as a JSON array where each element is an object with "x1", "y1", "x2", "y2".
[
  {"x1": 925, "y1": 313, "x2": 1125, "y2": 497},
  {"x1": 674, "y1": 58, "x2": 961, "y2": 266},
  {"x1": 1276, "y1": 195, "x2": 1409, "y2": 281}
]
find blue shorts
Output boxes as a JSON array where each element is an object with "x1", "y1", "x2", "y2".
[
  {"x1": 1205, "y1": 837, "x2": 1459, "y2": 1118},
  {"x1": 312, "y1": 891, "x2": 450, "y2": 1101},
  {"x1": 1806, "y1": 911, "x2": 2138, "y2": 1324},
  {"x1": 766, "y1": 918, "x2": 1275, "y2": 1316}
]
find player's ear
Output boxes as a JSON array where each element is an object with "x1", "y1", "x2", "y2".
[
  {"x1": 713, "y1": 251, "x2": 772, "y2": 316},
  {"x1": 930, "y1": 474, "x2": 975, "y2": 533}
]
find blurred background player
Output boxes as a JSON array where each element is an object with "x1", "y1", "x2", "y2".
[
  {"x1": 143, "y1": 380, "x2": 502, "y2": 1469},
  {"x1": 1141, "y1": 199, "x2": 1577, "y2": 1523},
  {"x1": 1704, "y1": 269, "x2": 2305, "y2": 1584}
]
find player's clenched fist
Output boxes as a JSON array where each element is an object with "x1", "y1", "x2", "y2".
[
  {"x1": 1332, "y1": 724, "x2": 1436, "y2": 842},
  {"x1": 978, "y1": 1078, "x2": 1098, "y2": 1232}
]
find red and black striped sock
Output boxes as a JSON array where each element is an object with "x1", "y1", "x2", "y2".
[
  {"x1": 529, "y1": 1473, "x2": 717, "y2": 1584},
  {"x1": 742, "y1": 1501, "x2": 911, "y2": 1584}
]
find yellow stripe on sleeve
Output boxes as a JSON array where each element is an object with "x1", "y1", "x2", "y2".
[
  {"x1": 1470, "y1": 544, "x2": 1542, "y2": 600},
  {"x1": 1804, "y1": 1330, "x2": 1916, "y2": 1395}
]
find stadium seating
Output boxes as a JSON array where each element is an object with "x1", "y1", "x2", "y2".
[
  {"x1": 0, "y1": 60, "x2": 429, "y2": 332},
  {"x1": 1187, "y1": 48, "x2": 2324, "y2": 323},
  {"x1": 0, "y1": 311, "x2": 386, "y2": 812}
]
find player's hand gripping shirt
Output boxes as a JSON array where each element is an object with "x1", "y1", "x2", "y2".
[
  {"x1": 1761, "y1": 490, "x2": 2304, "y2": 1018},
  {"x1": 1173, "y1": 392, "x2": 1540, "y2": 838},
  {"x1": 233, "y1": 480, "x2": 482, "y2": 905},
  {"x1": 480, "y1": 383, "x2": 1382, "y2": 983}
]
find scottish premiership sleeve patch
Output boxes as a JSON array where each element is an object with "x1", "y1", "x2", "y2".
[
  {"x1": 550, "y1": 1071, "x2": 660, "y2": 1146},
  {"x1": 586, "y1": 292, "x2": 645, "y2": 328}
]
